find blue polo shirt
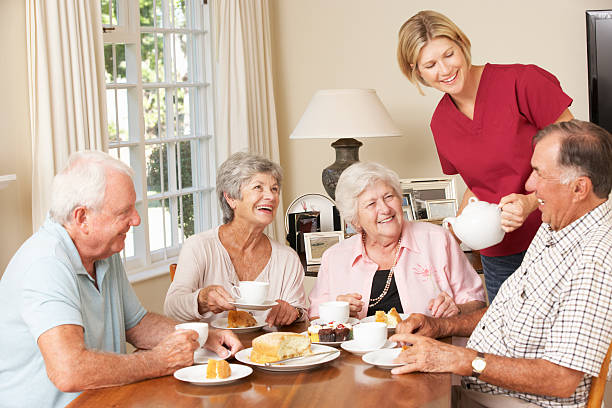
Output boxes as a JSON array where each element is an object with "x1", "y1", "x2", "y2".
[{"x1": 0, "y1": 218, "x2": 147, "y2": 408}]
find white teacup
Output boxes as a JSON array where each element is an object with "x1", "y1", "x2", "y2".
[
  {"x1": 319, "y1": 301, "x2": 350, "y2": 324},
  {"x1": 353, "y1": 322, "x2": 387, "y2": 349},
  {"x1": 175, "y1": 322, "x2": 209, "y2": 348},
  {"x1": 231, "y1": 281, "x2": 269, "y2": 304}
]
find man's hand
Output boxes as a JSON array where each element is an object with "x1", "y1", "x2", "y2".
[
  {"x1": 499, "y1": 193, "x2": 537, "y2": 233},
  {"x1": 396, "y1": 313, "x2": 441, "y2": 338},
  {"x1": 428, "y1": 292, "x2": 459, "y2": 318},
  {"x1": 389, "y1": 333, "x2": 468, "y2": 375},
  {"x1": 205, "y1": 328, "x2": 243, "y2": 356},
  {"x1": 151, "y1": 329, "x2": 199, "y2": 375},
  {"x1": 336, "y1": 293, "x2": 364, "y2": 317},
  {"x1": 197, "y1": 285, "x2": 235, "y2": 314},
  {"x1": 266, "y1": 300, "x2": 299, "y2": 327}
]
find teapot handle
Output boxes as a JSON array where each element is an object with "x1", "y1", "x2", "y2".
[
  {"x1": 442, "y1": 217, "x2": 456, "y2": 230},
  {"x1": 468, "y1": 197, "x2": 479, "y2": 204}
]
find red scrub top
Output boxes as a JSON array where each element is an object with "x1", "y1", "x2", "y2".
[{"x1": 430, "y1": 64, "x2": 572, "y2": 257}]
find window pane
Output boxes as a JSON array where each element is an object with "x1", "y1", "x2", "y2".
[
  {"x1": 148, "y1": 198, "x2": 171, "y2": 251},
  {"x1": 140, "y1": 0, "x2": 162, "y2": 27},
  {"x1": 115, "y1": 44, "x2": 126, "y2": 83},
  {"x1": 146, "y1": 143, "x2": 168, "y2": 196},
  {"x1": 174, "y1": 34, "x2": 189, "y2": 82},
  {"x1": 101, "y1": 0, "x2": 110, "y2": 24},
  {"x1": 173, "y1": 0, "x2": 187, "y2": 28},
  {"x1": 104, "y1": 44, "x2": 113, "y2": 82},
  {"x1": 143, "y1": 88, "x2": 166, "y2": 140},
  {"x1": 179, "y1": 193, "x2": 194, "y2": 241},
  {"x1": 123, "y1": 225, "x2": 135, "y2": 258},
  {"x1": 111, "y1": 0, "x2": 118, "y2": 25},
  {"x1": 177, "y1": 141, "x2": 193, "y2": 189},
  {"x1": 175, "y1": 88, "x2": 190, "y2": 136},
  {"x1": 116, "y1": 88, "x2": 129, "y2": 141},
  {"x1": 106, "y1": 89, "x2": 118, "y2": 142},
  {"x1": 141, "y1": 33, "x2": 164, "y2": 82}
]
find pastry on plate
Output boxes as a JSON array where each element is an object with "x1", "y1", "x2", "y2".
[
  {"x1": 228, "y1": 310, "x2": 257, "y2": 328},
  {"x1": 206, "y1": 359, "x2": 231, "y2": 379},
  {"x1": 250, "y1": 332, "x2": 311, "y2": 364}
]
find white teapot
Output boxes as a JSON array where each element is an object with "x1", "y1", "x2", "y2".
[{"x1": 442, "y1": 197, "x2": 505, "y2": 250}]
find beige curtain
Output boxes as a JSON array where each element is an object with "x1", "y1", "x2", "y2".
[
  {"x1": 212, "y1": 0, "x2": 285, "y2": 242},
  {"x1": 26, "y1": 0, "x2": 108, "y2": 230}
]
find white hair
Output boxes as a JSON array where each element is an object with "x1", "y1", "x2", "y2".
[
  {"x1": 334, "y1": 162, "x2": 402, "y2": 231},
  {"x1": 49, "y1": 150, "x2": 134, "y2": 225}
]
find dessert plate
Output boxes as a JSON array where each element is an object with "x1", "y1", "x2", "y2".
[
  {"x1": 210, "y1": 316, "x2": 266, "y2": 333},
  {"x1": 174, "y1": 364, "x2": 252, "y2": 385},
  {"x1": 359, "y1": 314, "x2": 409, "y2": 333},
  {"x1": 193, "y1": 347, "x2": 231, "y2": 364},
  {"x1": 362, "y1": 348, "x2": 404, "y2": 369},
  {"x1": 229, "y1": 300, "x2": 278, "y2": 311},
  {"x1": 340, "y1": 340, "x2": 397, "y2": 356},
  {"x1": 235, "y1": 344, "x2": 340, "y2": 372}
]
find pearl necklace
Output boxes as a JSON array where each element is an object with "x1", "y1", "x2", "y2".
[{"x1": 363, "y1": 233, "x2": 402, "y2": 307}]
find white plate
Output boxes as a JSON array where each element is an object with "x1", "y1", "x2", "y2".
[
  {"x1": 310, "y1": 317, "x2": 360, "y2": 326},
  {"x1": 285, "y1": 193, "x2": 337, "y2": 233},
  {"x1": 362, "y1": 348, "x2": 404, "y2": 369},
  {"x1": 210, "y1": 316, "x2": 266, "y2": 333},
  {"x1": 359, "y1": 313, "x2": 410, "y2": 332},
  {"x1": 235, "y1": 344, "x2": 340, "y2": 372},
  {"x1": 174, "y1": 363, "x2": 253, "y2": 385},
  {"x1": 193, "y1": 347, "x2": 231, "y2": 364},
  {"x1": 229, "y1": 300, "x2": 278, "y2": 311},
  {"x1": 341, "y1": 340, "x2": 397, "y2": 356}
]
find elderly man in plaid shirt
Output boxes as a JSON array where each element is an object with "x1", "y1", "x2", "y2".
[{"x1": 391, "y1": 119, "x2": 612, "y2": 408}]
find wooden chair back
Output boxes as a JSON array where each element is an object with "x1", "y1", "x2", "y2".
[
  {"x1": 587, "y1": 339, "x2": 612, "y2": 408},
  {"x1": 169, "y1": 263, "x2": 177, "y2": 282}
]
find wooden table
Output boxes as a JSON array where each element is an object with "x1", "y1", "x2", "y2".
[{"x1": 67, "y1": 322, "x2": 451, "y2": 408}]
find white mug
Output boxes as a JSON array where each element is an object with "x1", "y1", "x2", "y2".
[
  {"x1": 319, "y1": 301, "x2": 349, "y2": 324},
  {"x1": 353, "y1": 322, "x2": 387, "y2": 349},
  {"x1": 231, "y1": 281, "x2": 269, "y2": 304},
  {"x1": 175, "y1": 322, "x2": 208, "y2": 348}
]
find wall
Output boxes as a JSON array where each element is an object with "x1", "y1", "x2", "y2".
[{"x1": 269, "y1": 0, "x2": 609, "y2": 208}]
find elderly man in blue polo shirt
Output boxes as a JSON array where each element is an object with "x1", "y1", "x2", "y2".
[{"x1": 0, "y1": 151, "x2": 243, "y2": 408}]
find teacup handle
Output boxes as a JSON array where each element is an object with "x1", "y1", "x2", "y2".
[
  {"x1": 230, "y1": 286, "x2": 241, "y2": 299},
  {"x1": 442, "y1": 217, "x2": 456, "y2": 230}
]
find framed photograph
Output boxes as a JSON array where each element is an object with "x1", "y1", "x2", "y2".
[
  {"x1": 402, "y1": 207, "x2": 414, "y2": 221},
  {"x1": 303, "y1": 231, "x2": 344, "y2": 265},
  {"x1": 400, "y1": 177, "x2": 456, "y2": 221},
  {"x1": 401, "y1": 192, "x2": 416, "y2": 221},
  {"x1": 425, "y1": 199, "x2": 457, "y2": 220}
]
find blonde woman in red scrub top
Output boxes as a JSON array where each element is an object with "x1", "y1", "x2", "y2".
[{"x1": 396, "y1": 10, "x2": 573, "y2": 302}]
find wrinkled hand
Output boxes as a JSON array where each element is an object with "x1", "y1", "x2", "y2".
[
  {"x1": 205, "y1": 328, "x2": 243, "y2": 356},
  {"x1": 396, "y1": 313, "x2": 440, "y2": 338},
  {"x1": 266, "y1": 300, "x2": 299, "y2": 327},
  {"x1": 197, "y1": 285, "x2": 235, "y2": 314},
  {"x1": 389, "y1": 333, "x2": 460, "y2": 375},
  {"x1": 336, "y1": 293, "x2": 364, "y2": 317},
  {"x1": 428, "y1": 292, "x2": 459, "y2": 318},
  {"x1": 152, "y1": 329, "x2": 199, "y2": 375},
  {"x1": 498, "y1": 193, "x2": 536, "y2": 233}
]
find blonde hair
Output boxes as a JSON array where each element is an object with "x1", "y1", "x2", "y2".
[{"x1": 397, "y1": 10, "x2": 472, "y2": 95}]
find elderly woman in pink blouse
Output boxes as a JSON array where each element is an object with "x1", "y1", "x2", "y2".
[{"x1": 308, "y1": 162, "x2": 485, "y2": 320}]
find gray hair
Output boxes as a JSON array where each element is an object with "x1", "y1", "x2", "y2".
[
  {"x1": 335, "y1": 162, "x2": 402, "y2": 231},
  {"x1": 49, "y1": 150, "x2": 134, "y2": 225},
  {"x1": 216, "y1": 152, "x2": 283, "y2": 224},
  {"x1": 533, "y1": 119, "x2": 612, "y2": 198}
]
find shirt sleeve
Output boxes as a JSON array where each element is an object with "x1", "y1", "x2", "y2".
[
  {"x1": 441, "y1": 230, "x2": 486, "y2": 304},
  {"x1": 544, "y1": 257, "x2": 612, "y2": 376},
  {"x1": 164, "y1": 237, "x2": 211, "y2": 322},
  {"x1": 516, "y1": 64, "x2": 573, "y2": 128},
  {"x1": 21, "y1": 258, "x2": 84, "y2": 340},
  {"x1": 110, "y1": 254, "x2": 146, "y2": 330}
]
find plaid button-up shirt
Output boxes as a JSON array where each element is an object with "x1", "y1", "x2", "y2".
[{"x1": 464, "y1": 200, "x2": 612, "y2": 407}]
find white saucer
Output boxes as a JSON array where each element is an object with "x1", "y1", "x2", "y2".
[
  {"x1": 362, "y1": 348, "x2": 404, "y2": 369},
  {"x1": 210, "y1": 316, "x2": 266, "y2": 333},
  {"x1": 230, "y1": 300, "x2": 278, "y2": 311},
  {"x1": 193, "y1": 347, "x2": 231, "y2": 364},
  {"x1": 174, "y1": 363, "x2": 252, "y2": 385},
  {"x1": 340, "y1": 340, "x2": 396, "y2": 356}
]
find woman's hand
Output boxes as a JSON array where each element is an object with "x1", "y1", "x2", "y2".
[
  {"x1": 197, "y1": 285, "x2": 235, "y2": 314},
  {"x1": 336, "y1": 293, "x2": 364, "y2": 317},
  {"x1": 498, "y1": 193, "x2": 538, "y2": 233},
  {"x1": 266, "y1": 300, "x2": 299, "y2": 327},
  {"x1": 427, "y1": 292, "x2": 459, "y2": 318}
]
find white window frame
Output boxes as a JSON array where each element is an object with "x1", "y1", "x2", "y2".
[{"x1": 103, "y1": 0, "x2": 220, "y2": 282}]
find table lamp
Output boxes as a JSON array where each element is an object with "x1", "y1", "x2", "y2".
[{"x1": 289, "y1": 89, "x2": 401, "y2": 200}]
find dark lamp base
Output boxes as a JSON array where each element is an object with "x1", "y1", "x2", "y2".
[{"x1": 322, "y1": 138, "x2": 363, "y2": 200}]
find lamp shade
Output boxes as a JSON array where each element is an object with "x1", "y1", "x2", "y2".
[{"x1": 289, "y1": 89, "x2": 402, "y2": 139}]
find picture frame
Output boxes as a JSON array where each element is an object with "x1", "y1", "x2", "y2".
[
  {"x1": 401, "y1": 192, "x2": 416, "y2": 221},
  {"x1": 400, "y1": 177, "x2": 456, "y2": 221},
  {"x1": 425, "y1": 199, "x2": 457, "y2": 220},
  {"x1": 303, "y1": 231, "x2": 344, "y2": 265}
]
